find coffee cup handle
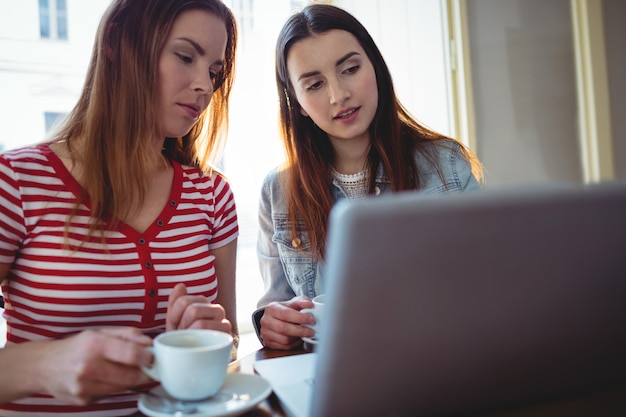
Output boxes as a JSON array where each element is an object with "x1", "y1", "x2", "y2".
[{"x1": 142, "y1": 347, "x2": 159, "y2": 381}]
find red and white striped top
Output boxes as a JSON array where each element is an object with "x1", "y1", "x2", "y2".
[{"x1": 0, "y1": 143, "x2": 238, "y2": 416}]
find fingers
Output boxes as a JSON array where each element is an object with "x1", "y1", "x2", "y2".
[
  {"x1": 166, "y1": 283, "x2": 188, "y2": 331},
  {"x1": 261, "y1": 332, "x2": 307, "y2": 350},
  {"x1": 167, "y1": 283, "x2": 232, "y2": 333},
  {"x1": 96, "y1": 328, "x2": 153, "y2": 368},
  {"x1": 60, "y1": 357, "x2": 152, "y2": 405},
  {"x1": 283, "y1": 295, "x2": 315, "y2": 311},
  {"x1": 99, "y1": 327, "x2": 152, "y2": 347},
  {"x1": 39, "y1": 328, "x2": 154, "y2": 405},
  {"x1": 187, "y1": 317, "x2": 232, "y2": 335},
  {"x1": 259, "y1": 298, "x2": 316, "y2": 350}
]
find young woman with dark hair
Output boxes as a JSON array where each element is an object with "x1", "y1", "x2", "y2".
[{"x1": 254, "y1": 4, "x2": 484, "y2": 350}]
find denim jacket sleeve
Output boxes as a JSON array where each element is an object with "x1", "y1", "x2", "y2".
[
  {"x1": 256, "y1": 166, "x2": 322, "y2": 301},
  {"x1": 256, "y1": 168, "x2": 297, "y2": 309},
  {"x1": 254, "y1": 167, "x2": 325, "y2": 342}
]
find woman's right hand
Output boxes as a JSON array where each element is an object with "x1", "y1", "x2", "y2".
[
  {"x1": 259, "y1": 295, "x2": 316, "y2": 350},
  {"x1": 0, "y1": 327, "x2": 153, "y2": 405}
]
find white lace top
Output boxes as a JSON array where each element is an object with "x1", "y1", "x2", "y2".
[{"x1": 331, "y1": 168, "x2": 370, "y2": 200}]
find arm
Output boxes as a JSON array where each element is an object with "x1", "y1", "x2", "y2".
[
  {"x1": 213, "y1": 239, "x2": 239, "y2": 349},
  {"x1": 256, "y1": 172, "x2": 298, "y2": 308},
  {"x1": 0, "y1": 266, "x2": 152, "y2": 404},
  {"x1": 254, "y1": 172, "x2": 316, "y2": 349}
]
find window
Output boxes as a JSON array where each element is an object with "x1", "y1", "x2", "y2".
[
  {"x1": 39, "y1": 0, "x2": 68, "y2": 40},
  {"x1": 44, "y1": 112, "x2": 68, "y2": 134}
]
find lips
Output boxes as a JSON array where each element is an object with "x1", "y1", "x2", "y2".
[
  {"x1": 179, "y1": 103, "x2": 201, "y2": 119},
  {"x1": 334, "y1": 107, "x2": 359, "y2": 119},
  {"x1": 333, "y1": 107, "x2": 361, "y2": 123}
]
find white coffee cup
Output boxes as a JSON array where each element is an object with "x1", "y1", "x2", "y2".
[
  {"x1": 301, "y1": 294, "x2": 325, "y2": 344},
  {"x1": 143, "y1": 329, "x2": 233, "y2": 400}
]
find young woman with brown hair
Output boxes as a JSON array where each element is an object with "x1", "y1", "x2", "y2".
[
  {"x1": 254, "y1": 4, "x2": 484, "y2": 350},
  {"x1": 0, "y1": 0, "x2": 239, "y2": 414}
]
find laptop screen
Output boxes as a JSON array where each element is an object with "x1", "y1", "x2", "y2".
[{"x1": 309, "y1": 181, "x2": 626, "y2": 417}]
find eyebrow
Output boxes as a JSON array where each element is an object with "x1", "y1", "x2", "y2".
[{"x1": 297, "y1": 51, "x2": 361, "y2": 81}]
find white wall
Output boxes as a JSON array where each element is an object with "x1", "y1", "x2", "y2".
[{"x1": 466, "y1": 0, "x2": 583, "y2": 186}]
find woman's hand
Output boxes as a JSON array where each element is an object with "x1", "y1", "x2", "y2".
[
  {"x1": 166, "y1": 283, "x2": 232, "y2": 335},
  {"x1": 10, "y1": 327, "x2": 154, "y2": 405},
  {"x1": 259, "y1": 295, "x2": 316, "y2": 350}
]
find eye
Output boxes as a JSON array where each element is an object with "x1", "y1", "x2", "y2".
[
  {"x1": 343, "y1": 65, "x2": 360, "y2": 74},
  {"x1": 176, "y1": 53, "x2": 192, "y2": 64},
  {"x1": 305, "y1": 80, "x2": 323, "y2": 91}
]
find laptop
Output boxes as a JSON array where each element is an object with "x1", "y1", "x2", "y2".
[{"x1": 255, "y1": 181, "x2": 626, "y2": 417}]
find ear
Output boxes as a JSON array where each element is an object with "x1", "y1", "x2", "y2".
[{"x1": 300, "y1": 107, "x2": 309, "y2": 117}]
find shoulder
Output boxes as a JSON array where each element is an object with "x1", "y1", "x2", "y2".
[
  {"x1": 261, "y1": 164, "x2": 289, "y2": 194},
  {"x1": 180, "y1": 163, "x2": 231, "y2": 186},
  {"x1": 259, "y1": 164, "x2": 291, "y2": 214},
  {"x1": 1, "y1": 143, "x2": 49, "y2": 165},
  {"x1": 415, "y1": 138, "x2": 462, "y2": 162},
  {"x1": 178, "y1": 163, "x2": 235, "y2": 199},
  {"x1": 1, "y1": 143, "x2": 59, "y2": 185},
  {"x1": 262, "y1": 164, "x2": 286, "y2": 184},
  {"x1": 414, "y1": 139, "x2": 480, "y2": 193}
]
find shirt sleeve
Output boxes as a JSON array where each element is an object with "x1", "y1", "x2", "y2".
[
  {"x1": 0, "y1": 155, "x2": 26, "y2": 264},
  {"x1": 208, "y1": 172, "x2": 239, "y2": 250}
]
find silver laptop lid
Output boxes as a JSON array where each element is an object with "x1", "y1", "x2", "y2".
[{"x1": 312, "y1": 181, "x2": 626, "y2": 417}]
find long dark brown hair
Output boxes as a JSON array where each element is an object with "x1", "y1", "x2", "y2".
[
  {"x1": 275, "y1": 4, "x2": 483, "y2": 258},
  {"x1": 51, "y1": 0, "x2": 237, "y2": 233}
]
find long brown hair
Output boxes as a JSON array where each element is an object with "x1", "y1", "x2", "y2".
[
  {"x1": 275, "y1": 4, "x2": 482, "y2": 258},
  {"x1": 51, "y1": 0, "x2": 237, "y2": 233}
]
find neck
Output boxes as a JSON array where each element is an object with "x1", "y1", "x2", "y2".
[
  {"x1": 333, "y1": 148, "x2": 369, "y2": 175},
  {"x1": 329, "y1": 134, "x2": 370, "y2": 175}
]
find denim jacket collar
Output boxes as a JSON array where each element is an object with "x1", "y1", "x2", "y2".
[{"x1": 330, "y1": 162, "x2": 390, "y2": 200}]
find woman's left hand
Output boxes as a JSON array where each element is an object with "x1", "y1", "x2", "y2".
[{"x1": 166, "y1": 283, "x2": 232, "y2": 334}]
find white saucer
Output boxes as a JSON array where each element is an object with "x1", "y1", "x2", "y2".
[{"x1": 138, "y1": 373, "x2": 271, "y2": 417}]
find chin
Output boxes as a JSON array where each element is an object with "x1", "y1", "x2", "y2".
[{"x1": 164, "y1": 127, "x2": 195, "y2": 138}]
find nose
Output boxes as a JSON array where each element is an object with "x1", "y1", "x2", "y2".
[
  {"x1": 328, "y1": 78, "x2": 350, "y2": 105},
  {"x1": 192, "y1": 69, "x2": 214, "y2": 96}
]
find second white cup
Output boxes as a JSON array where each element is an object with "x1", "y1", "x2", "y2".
[
  {"x1": 143, "y1": 329, "x2": 233, "y2": 400},
  {"x1": 301, "y1": 294, "x2": 325, "y2": 343}
]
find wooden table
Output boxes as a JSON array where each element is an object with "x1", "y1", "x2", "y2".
[{"x1": 137, "y1": 346, "x2": 626, "y2": 417}]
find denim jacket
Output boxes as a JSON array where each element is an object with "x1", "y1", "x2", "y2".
[{"x1": 252, "y1": 140, "x2": 480, "y2": 336}]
